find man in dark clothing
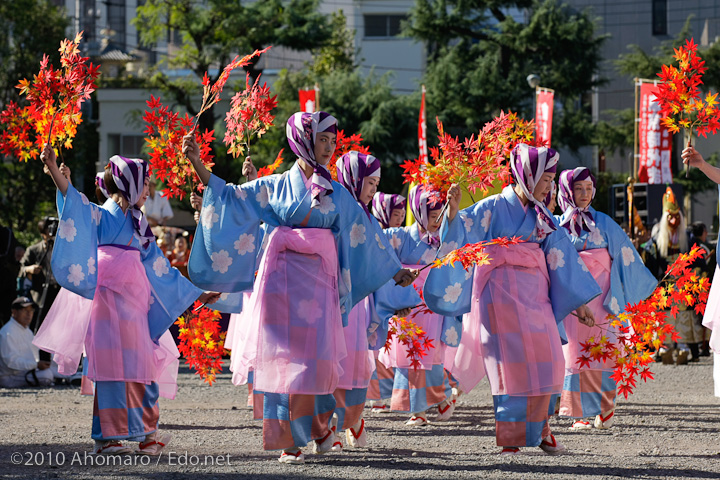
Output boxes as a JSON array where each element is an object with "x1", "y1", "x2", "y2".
[{"x1": 18, "y1": 218, "x2": 60, "y2": 354}]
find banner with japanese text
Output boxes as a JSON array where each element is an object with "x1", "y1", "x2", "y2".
[
  {"x1": 639, "y1": 83, "x2": 672, "y2": 183},
  {"x1": 535, "y1": 89, "x2": 554, "y2": 146}
]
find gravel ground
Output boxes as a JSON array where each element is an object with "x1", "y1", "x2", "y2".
[{"x1": 1, "y1": 357, "x2": 719, "y2": 480}]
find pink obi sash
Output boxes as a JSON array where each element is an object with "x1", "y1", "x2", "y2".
[
  {"x1": 449, "y1": 243, "x2": 564, "y2": 396},
  {"x1": 239, "y1": 226, "x2": 346, "y2": 395},
  {"x1": 562, "y1": 249, "x2": 614, "y2": 373},
  {"x1": 34, "y1": 246, "x2": 179, "y2": 398}
]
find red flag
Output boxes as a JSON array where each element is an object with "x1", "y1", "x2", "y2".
[
  {"x1": 535, "y1": 89, "x2": 554, "y2": 146},
  {"x1": 639, "y1": 83, "x2": 672, "y2": 183},
  {"x1": 419, "y1": 85, "x2": 428, "y2": 163},
  {"x1": 299, "y1": 89, "x2": 316, "y2": 113}
]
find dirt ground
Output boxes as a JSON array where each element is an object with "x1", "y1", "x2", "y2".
[{"x1": 1, "y1": 357, "x2": 719, "y2": 480}]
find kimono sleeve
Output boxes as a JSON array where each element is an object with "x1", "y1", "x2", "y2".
[
  {"x1": 188, "y1": 174, "x2": 274, "y2": 294},
  {"x1": 50, "y1": 185, "x2": 104, "y2": 299},
  {"x1": 142, "y1": 242, "x2": 204, "y2": 341},
  {"x1": 424, "y1": 200, "x2": 492, "y2": 317},
  {"x1": 370, "y1": 279, "x2": 423, "y2": 350},
  {"x1": 602, "y1": 215, "x2": 657, "y2": 316},
  {"x1": 542, "y1": 228, "x2": 602, "y2": 324},
  {"x1": 335, "y1": 195, "x2": 402, "y2": 323}
]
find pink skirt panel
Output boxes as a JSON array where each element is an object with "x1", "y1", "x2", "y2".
[
  {"x1": 337, "y1": 297, "x2": 375, "y2": 390},
  {"x1": 34, "y1": 288, "x2": 93, "y2": 375},
  {"x1": 226, "y1": 292, "x2": 254, "y2": 386},
  {"x1": 562, "y1": 249, "x2": 614, "y2": 373},
  {"x1": 250, "y1": 227, "x2": 346, "y2": 395},
  {"x1": 378, "y1": 264, "x2": 445, "y2": 370},
  {"x1": 450, "y1": 243, "x2": 563, "y2": 396},
  {"x1": 34, "y1": 246, "x2": 178, "y2": 397}
]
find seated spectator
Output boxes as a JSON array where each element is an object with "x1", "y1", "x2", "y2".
[
  {"x1": 0, "y1": 297, "x2": 53, "y2": 387},
  {"x1": 167, "y1": 235, "x2": 189, "y2": 278},
  {"x1": 142, "y1": 179, "x2": 174, "y2": 227}
]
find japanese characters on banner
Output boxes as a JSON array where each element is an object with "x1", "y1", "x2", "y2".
[
  {"x1": 418, "y1": 85, "x2": 428, "y2": 163},
  {"x1": 298, "y1": 89, "x2": 316, "y2": 113},
  {"x1": 535, "y1": 88, "x2": 554, "y2": 146},
  {"x1": 639, "y1": 83, "x2": 673, "y2": 183}
]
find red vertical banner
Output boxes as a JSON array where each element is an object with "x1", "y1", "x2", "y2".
[
  {"x1": 535, "y1": 89, "x2": 554, "y2": 146},
  {"x1": 299, "y1": 89, "x2": 316, "y2": 113},
  {"x1": 418, "y1": 85, "x2": 428, "y2": 164},
  {"x1": 639, "y1": 83, "x2": 672, "y2": 183}
]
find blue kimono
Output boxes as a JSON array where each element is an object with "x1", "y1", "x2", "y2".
[
  {"x1": 187, "y1": 163, "x2": 402, "y2": 451},
  {"x1": 555, "y1": 207, "x2": 656, "y2": 419},
  {"x1": 188, "y1": 163, "x2": 402, "y2": 323},
  {"x1": 556, "y1": 207, "x2": 657, "y2": 317},
  {"x1": 423, "y1": 185, "x2": 602, "y2": 447},
  {"x1": 424, "y1": 186, "x2": 601, "y2": 331},
  {"x1": 48, "y1": 184, "x2": 202, "y2": 345}
]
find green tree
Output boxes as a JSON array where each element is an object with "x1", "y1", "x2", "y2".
[
  {"x1": 0, "y1": 0, "x2": 69, "y2": 239},
  {"x1": 405, "y1": 0, "x2": 606, "y2": 149},
  {"x1": 0, "y1": 0, "x2": 68, "y2": 105},
  {"x1": 134, "y1": 0, "x2": 331, "y2": 135}
]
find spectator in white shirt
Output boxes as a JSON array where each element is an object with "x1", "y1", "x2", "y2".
[
  {"x1": 0, "y1": 297, "x2": 53, "y2": 387},
  {"x1": 142, "y1": 180, "x2": 174, "y2": 227}
]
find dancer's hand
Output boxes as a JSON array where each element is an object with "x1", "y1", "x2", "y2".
[
  {"x1": 182, "y1": 133, "x2": 200, "y2": 164},
  {"x1": 190, "y1": 192, "x2": 203, "y2": 211},
  {"x1": 447, "y1": 183, "x2": 462, "y2": 221},
  {"x1": 681, "y1": 145, "x2": 705, "y2": 169},
  {"x1": 394, "y1": 268, "x2": 419, "y2": 287},
  {"x1": 59, "y1": 163, "x2": 72, "y2": 183},
  {"x1": 395, "y1": 307, "x2": 412, "y2": 318},
  {"x1": 242, "y1": 156, "x2": 258, "y2": 181},
  {"x1": 199, "y1": 291, "x2": 222, "y2": 305},
  {"x1": 575, "y1": 304, "x2": 595, "y2": 327}
]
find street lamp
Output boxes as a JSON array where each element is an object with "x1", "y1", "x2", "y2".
[{"x1": 527, "y1": 74, "x2": 541, "y2": 89}]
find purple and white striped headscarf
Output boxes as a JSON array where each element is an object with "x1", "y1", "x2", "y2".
[
  {"x1": 286, "y1": 111, "x2": 338, "y2": 208},
  {"x1": 109, "y1": 155, "x2": 155, "y2": 248},
  {"x1": 372, "y1": 192, "x2": 407, "y2": 229},
  {"x1": 558, "y1": 167, "x2": 597, "y2": 236},
  {"x1": 336, "y1": 150, "x2": 381, "y2": 217},
  {"x1": 95, "y1": 171, "x2": 109, "y2": 199},
  {"x1": 409, "y1": 184, "x2": 442, "y2": 247},
  {"x1": 510, "y1": 143, "x2": 559, "y2": 240}
]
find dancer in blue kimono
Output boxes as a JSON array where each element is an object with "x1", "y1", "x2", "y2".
[
  {"x1": 34, "y1": 144, "x2": 218, "y2": 456},
  {"x1": 424, "y1": 143, "x2": 601, "y2": 455},
  {"x1": 554, "y1": 167, "x2": 656, "y2": 430},
  {"x1": 367, "y1": 192, "x2": 408, "y2": 413},
  {"x1": 183, "y1": 111, "x2": 416, "y2": 464},
  {"x1": 378, "y1": 184, "x2": 461, "y2": 426},
  {"x1": 333, "y1": 150, "x2": 416, "y2": 448}
]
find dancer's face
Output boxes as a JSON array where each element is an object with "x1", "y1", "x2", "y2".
[
  {"x1": 359, "y1": 176, "x2": 379, "y2": 206},
  {"x1": 533, "y1": 172, "x2": 555, "y2": 202},
  {"x1": 389, "y1": 208, "x2": 405, "y2": 228},
  {"x1": 313, "y1": 132, "x2": 336, "y2": 166},
  {"x1": 572, "y1": 180, "x2": 594, "y2": 209}
]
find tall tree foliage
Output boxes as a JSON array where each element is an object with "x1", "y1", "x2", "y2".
[
  {"x1": 0, "y1": 0, "x2": 69, "y2": 238},
  {"x1": 134, "y1": 0, "x2": 330, "y2": 135},
  {"x1": 405, "y1": 0, "x2": 606, "y2": 150}
]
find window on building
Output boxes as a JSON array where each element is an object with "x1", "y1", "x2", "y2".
[
  {"x1": 108, "y1": 134, "x2": 145, "y2": 157},
  {"x1": 364, "y1": 14, "x2": 406, "y2": 38},
  {"x1": 107, "y1": 0, "x2": 127, "y2": 48},
  {"x1": 652, "y1": 0, "x2": 667, "y2": 36}
]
